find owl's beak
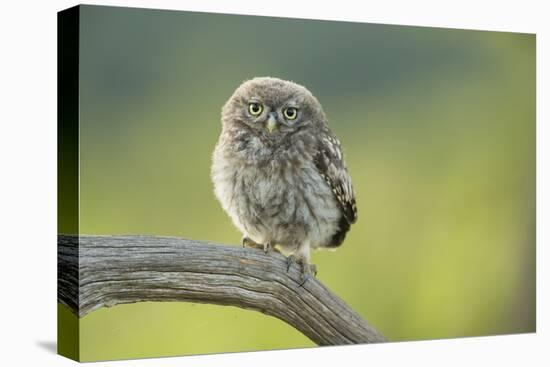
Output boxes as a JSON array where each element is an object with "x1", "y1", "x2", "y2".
[{"x1": 266, "y1": 114, "x2": 278, "y2": 134}]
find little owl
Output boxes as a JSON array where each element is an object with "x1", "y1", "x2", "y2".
[{"x1": 211, "y1": 77, "x2": 357, "y2": 285}]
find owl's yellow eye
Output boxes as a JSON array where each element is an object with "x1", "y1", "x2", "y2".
[
  {"x1": 248, "y1": 102, "x2": 263, "y2": 116},
  {"x1": 283, "y1": 107, "x2": 298, "y2": 120}
]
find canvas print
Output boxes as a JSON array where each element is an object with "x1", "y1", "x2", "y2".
[{"x1": 57, "y1": 5, "x2": 536, "y2": 362}]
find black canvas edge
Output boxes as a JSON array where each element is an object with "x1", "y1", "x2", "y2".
[{"x1": 57, "y1": 5, "x2": 80, "y2": 362}]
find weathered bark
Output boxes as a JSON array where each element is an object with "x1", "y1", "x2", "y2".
[{"x1": 58, "y1": 234, "x2": 386, "y2": 345}]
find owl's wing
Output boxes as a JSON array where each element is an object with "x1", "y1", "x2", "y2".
[{"x1": 314, "y1": 130, "x2": 358, "y2": 225}]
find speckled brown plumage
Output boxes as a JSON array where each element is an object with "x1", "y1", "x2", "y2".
[{"x1": 211, "y1": 77, "x2": 357, "y2": 284}]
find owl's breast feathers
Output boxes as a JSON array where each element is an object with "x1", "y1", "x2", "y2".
[{"x1": 313, "y1": 131, "x2": 358, "y2": 247}]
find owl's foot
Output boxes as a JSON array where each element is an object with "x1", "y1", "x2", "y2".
[
  {"x1": 286, "y1": 255, "x2": 317, "y2": 286},
  {"x1": 242, "y1": 236, "x2": 260, "y2": 249},
  {"x1": 263, "y1": 242, "x2": 271, "y2": 254},
  {"x1": 286, "y1": 254, "x2": 297, "y2": 272},
  {"x1": 242, "y1": 237, "x2": 280, "y2": 255}
]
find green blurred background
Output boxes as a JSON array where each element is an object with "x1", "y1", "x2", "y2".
[{"x1": 70, "y1": 5, "x2": 535, "y2": 361}]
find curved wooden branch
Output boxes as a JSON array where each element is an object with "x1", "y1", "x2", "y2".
[{"x1": 58, "y1": 234, "x2": 386, "y2": 345}]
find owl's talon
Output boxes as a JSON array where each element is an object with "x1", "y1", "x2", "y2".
[
  {"x1": 243, "y1": 237, "x2": 280, "y2": 255},
  {"x1": 299, "y1": 273, "x2": 312, "y2": 287},
  {"x1": 286, "y1": 255, "x2": 316, "y2": 285},
  {"x1": 310, "y1": 264, "x2": 318, "y2": 277},
  {"x1": 242, "y1": 236, "x2": 257, "y2": 248},
  {"x1": 299, "y1": 263, "x2": 317, "y2": 286},
  {"x1": 286, "y1": 255, "x2": 297, "y2": 272}
]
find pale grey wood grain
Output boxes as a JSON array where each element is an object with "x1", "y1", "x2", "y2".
[{"x1": 58, "y1": 234, "x2": 386, "y2": 345}]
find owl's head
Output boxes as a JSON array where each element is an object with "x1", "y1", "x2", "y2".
[{"x1": 222, "y1": 77, "x2": 326, "y2": 140}]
